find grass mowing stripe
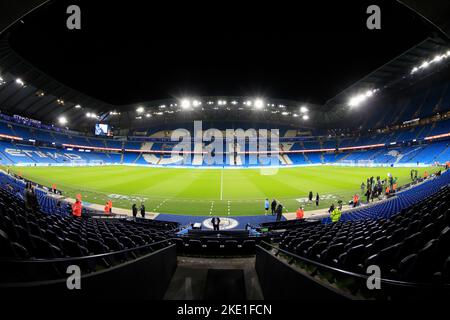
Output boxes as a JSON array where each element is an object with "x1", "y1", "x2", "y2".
[{"x1": 8, "y1": 165, "x2": 433, "y2": 216}]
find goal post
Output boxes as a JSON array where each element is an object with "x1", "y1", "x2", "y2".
[
  {"x1": 70, "y1": 159, "x2": 87, "y2": 166},
  {"x1": 336, "y1": 160, "x2": 355, "y2": 167},
  {"x1": 357, "y1": 160, "x2": 375, "y2": 167},
  {"x1": 89, "y1": 160, "x2": 105, "y2": 166}
]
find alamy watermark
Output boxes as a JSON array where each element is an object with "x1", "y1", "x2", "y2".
[
  {"x1": 66, "y1": 264, "x2": 81, "y2": 290},
  {"x1": 169, "y1": 121, "x2": 280, "y2": 175},
  {"x1": 366, "y1": 265, "x2": 381, "y2": 290}
]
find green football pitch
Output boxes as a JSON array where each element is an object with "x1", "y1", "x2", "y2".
[{"x1": 7, "y1": 165, "x2": 431, "y2": 216}]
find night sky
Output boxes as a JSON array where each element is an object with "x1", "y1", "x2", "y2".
[{"x1": 6, "y1": 0, "x2": 434, "y2": 106}]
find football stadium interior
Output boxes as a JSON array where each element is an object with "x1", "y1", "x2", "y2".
[{"x1": 1, "y1": 1, "x2": 450, "y2": 303}]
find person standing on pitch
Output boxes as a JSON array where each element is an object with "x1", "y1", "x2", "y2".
[
  {"x1": 140, "y1": 202, "x2": 146, "y2": 218},
  {"x1": 276, "y1": 203, "x2": 283, "y2": 222},
  {"x1": 308, "y1": 191, "x2": 313, "y2": 203},
  {"x1": 211, "y1": 216, "x2": 221, "y2": 231},
  {"x1": 271, "y1": 199, "x2": 277, "y2": 216},
  {"x1": 264, "y1": 198, "x2": 270, "y2": 215},
  {"x1": 316, "y1": 193, "x2": 320, "y2": 207},
  {"x1": 132, "y1": 203, "x2": 137, "y2": 218}
]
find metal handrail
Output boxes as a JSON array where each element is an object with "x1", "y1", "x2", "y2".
[
  {"x1": 0, "y1": 238, "x2": 173, "y2": 264},
  {"x1": 258, "y1": 241, "x2": 450, "y2": 289}
]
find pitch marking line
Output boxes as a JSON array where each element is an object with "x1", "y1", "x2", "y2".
[
  {"x1": 209, "y1": 201, "x2": 215, "y2": 215},
  {"x1": 153, "y1": 198, "x2": 169, "y2": 211},
  {"x1": 220, "y1": 168, "x2": 224, "y2": 201}
]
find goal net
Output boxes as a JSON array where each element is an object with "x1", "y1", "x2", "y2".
[
  {"x1": 336, "y1": 160, "x2": 355, "y2": 167},
  {"x1": 89, "y1": 160, "x2": 105, "y2": 166},
  {"x1": 357, "y1": 160, "x2": 375, "y2": 167},
  {"x1": 70, "y1": 159, "x2": 87, "y2": 166}
]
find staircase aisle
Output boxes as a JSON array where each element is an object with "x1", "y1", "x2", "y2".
[{"x1": 163, "y1": 256, "x2": 264, "y2": 300}]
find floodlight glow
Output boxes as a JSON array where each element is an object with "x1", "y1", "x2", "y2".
[
  {"x1": 254, "y1": 99, "x2": 264, "y2": 109},
  {"x1": 181, "y1": 99, "x2": 191, "y2": 109},
  {"x1": 15, "y1": 78, "x2": 24, "y2": 86},
  {"x1": 192, "y1": 100, "x2": 201, "y2": 107},
  {"x1": 74, "y1": 104, "x2": 81, "y2": 109},
  {"x1": 86, "y1": 112, "x2": 91, "y2": 118},
  {"x1": 302, "y1": 114, "x2": 309, "y2": 120},
  {"x1": 348, "y1": 94, "x2": 365, "y2": 107},
  {"x1": 300, "y1": 106, "x2": 308, "y2": 113},
  {"x1": 245, "y1": 100, "x2": 252, "y2": 106},
  {"x1": 281, "y1": 111, "x2": 289, "y2": 116},
  {"x1": 420, "y1": 61, "x2": 429, "y2": 69},
  {"x1": 136, "y1": 106, "x2": 145, "y2": 113},
  {"x1": 58, "y1": 116, "x2": 68, "y2": 125},
  {"x1": 145, "y1": 113, "x2": 151, "y2": 118},
  {"x1": 432, "y1": 55, "x2": 443, "y2": 63},
  {"x1": 410, "y1": 49, "x2": 450, "y2": 75},
  {"x1": 348, "y1": 89, "x2": 378, "y2": 107}
]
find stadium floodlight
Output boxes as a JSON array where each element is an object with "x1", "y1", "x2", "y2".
[
  {"x1": 254, "y1": 99, "x2": 264, "y2": 109},
  {"x1": 231, "y1": 100, "x2": 238, "y2": 105},
  {"x1": 348, "y1": 89, "x2": 377, "y2": 107},
  {"x1": 420, "y1": 61, "x2": 429, "y2": 69},
  {"x1": 365, "y1": 90, "x2": 374, "y2": 97},
  {"x1": 281, "y1": 111, "x2": 289, "y2": 116},
  {"x1": 245, "y1": 100, "x2": 252, "y2": 106},
  {"x1": 302, "y1": 114, "x2": 309, "y2": 120},
  {"x1": 58, "y1": 116, "x2": 68, "y2": 125},
  {"x1": 0, "y1": 76, "x2": 4, "y2": 85},
  {"x1": 293, "y1": 113, "x2": 299, "y2": 117},
  {"x1": 145, "y1": 113, "x2": 151, "y2": 118},
  {"x1": 15, "y1": 78, "x2": 24, "y2": 86},
  {"x1": 74, "y1": 104, "x2": 81, "y2": 109},
  {"x1": 86, "y1": 112, "x2": 91, "y2": 118},
  {"x1": 300, "y1": 106, "x2": 308, "y2": 113},
  {"x1": 432, "y1": 55, "x2": 444, "y2": 63},
  {"x1": 181, "y1": 99, "x2": 191, "y2": 109},
  {"x1": 348, "y1": 94, "x2": 365, "y2": 107},
  {"x1": 192, "y1": 100, "x2": 201, "y2": 107},
  {"x1": 136, "y1": 106, "x2": 145, "y2": 113},
  {"x1": 218, "y1": 100, "x2": 227, "y2": 106}
]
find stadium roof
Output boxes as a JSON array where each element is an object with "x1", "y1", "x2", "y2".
[
  {"x1": 0, "y1": 1, "x2": 449, "y2": 130},
  {"x1": 323, "y1": 37, "x2": 450, "y2": 122}
]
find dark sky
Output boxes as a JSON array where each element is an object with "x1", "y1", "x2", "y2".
[{"x1": 6, "y1": 0, "x2": 434, "y2": 106}]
